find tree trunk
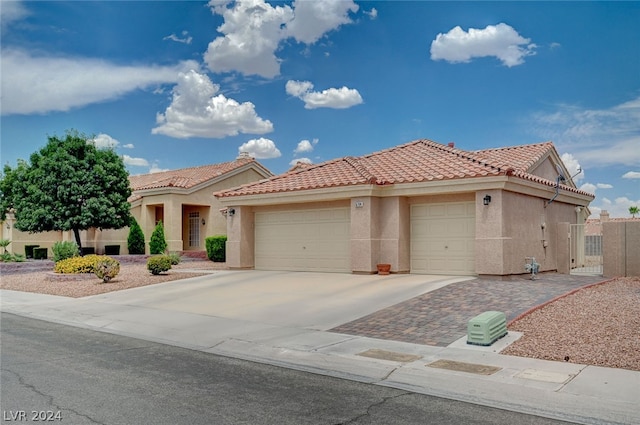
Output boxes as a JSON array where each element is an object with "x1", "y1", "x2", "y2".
[{"x1": 73, "y1": 228, "x2": 83, "y2": 256}]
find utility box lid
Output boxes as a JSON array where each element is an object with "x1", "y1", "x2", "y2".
[{"x1": 467, "y1": 311, "x2": 508, "y2": 346}]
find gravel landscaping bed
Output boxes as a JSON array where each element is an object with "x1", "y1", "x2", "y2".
[
  {"x1": 503, "y1": 276, "x2": 640, "y2": 371},
  {"x1": 0, "y1": 260, "x2": 227, "y2": 298}
]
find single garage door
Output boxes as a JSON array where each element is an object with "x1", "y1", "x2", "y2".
[
  {"x1": 411, "y1": 202, "x2": 475, "y2": 275},
  {"x1": 255, "y1": 207, "x2": 350, "y2": 272}
]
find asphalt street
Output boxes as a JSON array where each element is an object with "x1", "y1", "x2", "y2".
[{"x1": 0, "y1": 313, "x2": 574, "y2": 425}]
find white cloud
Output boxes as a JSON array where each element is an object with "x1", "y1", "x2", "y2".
[
  {"x1": 0, "y1": 0, "x2": 29, "y2": 33},
  {"x1": 430, "y1": 23, "x2": 536, "y2": 67},
  {"x1": 152, "y1": 70, "x2": 273, "y2": 138},
  {"x1": 623, "y1": 171, "x2": 640, "y2": 179},
  {"x1": 560, "y1": 152, "x2": 584, "y2": 183},
  {"x1": 580, "y1": 183, "x2": 596, "y2": 194},
  {"x1": 294, "y1": 138, "x2": 318, "y2": 154},
  {"x1": 286, "y1": 80, "x2": 363, "y2": 109},
  {"x1": 589, "y1": 196, "x2": 640, "y2": 219},
  {"x1": 149, "y1": 161, "x2": 170, "y2": 173},
  {"x1": 90, "y1": 133, "x2": 120, "y2": 149},
  {"x1": 289, "y1": 157, "x2": 313, "y2": 166},
  {"x1": 122, "y1": 155, "x2": 150, "y2": 167},
  {"x1": 285, "y1": 0, "x2": 358, "y2": 44},
  {"x1": 164, "y1": 31, "x2": 192, "y2": 44},
  {"x1": 238, "y1": 138, "x2": 281, "y2": 159},
  {"x1": 532, "y1": 96, "x2": 640, "y2": 168},
  {"x1": 596, "y1": 183, "x2": 613, "y2": 189},
  {"x1": 204, "y1": 0, "x2": 358, "y2": 78},
  {"x1": 1, "y1": 49, "x2": 200, "y2": 115},
  {"x1": 364, "y1": 8, "x2": 378, "y2": 20},
  {"x1": 122, "y1": 143, "x2": 135, "y2": 149}
]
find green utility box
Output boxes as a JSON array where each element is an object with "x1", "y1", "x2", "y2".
[{"x1": 467, "y1": 311, "x2": 507, "y2": 346}]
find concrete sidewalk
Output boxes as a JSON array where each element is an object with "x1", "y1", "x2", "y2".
[{"x1": 1, "y1": 271, "x2": 638, "y2": 425}]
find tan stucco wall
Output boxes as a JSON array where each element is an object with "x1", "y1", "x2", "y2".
[{"x1": 476, "y1": 190, "x2": 581, "y2": 275}]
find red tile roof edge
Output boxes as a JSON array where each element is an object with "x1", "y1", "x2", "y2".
[{"x1": 215, "y1": 140, "x2": 594, "y2": 198}]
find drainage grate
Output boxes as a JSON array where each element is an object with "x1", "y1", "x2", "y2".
[
  {"x1": 427, "y1": 359, "x2": 501, "y2": 375},
  {"x1": 357, "y1": 349, "x2": 422, "y2": 363}
]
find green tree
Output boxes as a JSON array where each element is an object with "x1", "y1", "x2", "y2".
[
  {"x1": 149, "y1": 221, "x2": 167, "y2": 254},
  {"x1": 630, "y1": 206, "x2": 639, "y2": 218},
  {"x1": 0, "y1": 130, "x2": 131, "y2": 253},
  {"x1": 127, "y1": 217, "x2": 146, "y2": 254}
]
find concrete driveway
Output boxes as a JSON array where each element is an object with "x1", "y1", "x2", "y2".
[{"x1": 85, "y1": 270, "x2": 473, "y2": 330}]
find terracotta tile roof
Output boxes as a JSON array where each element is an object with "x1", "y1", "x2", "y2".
[
  {"x1": 129, "y1": 158, "x2": 261, "y2": 191},
  {"x1": 215, "y1": 139, "x2": 594, "y2": 198}
]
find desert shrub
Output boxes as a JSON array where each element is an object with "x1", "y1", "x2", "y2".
[
  {"x1": 127, "y1": 217, "x2": 145, "y2": 255},
  {"x1": 0, "y1": 239, "x2": 11, "y2": 254},
  {"x1": 0, "y1": 252, "x2": 12, "y2": 262},
  {"x1": 205, "y1": 235, "x2": 227, "y2": 262},
  {"x1": 52, "y1": 241, "x2": 79, "y2": 262},
  {"x1": 54, "y1": 254, "x2": 112, "y2": 274},
  {"x1": 94, "y1": 257, "x2": 120, "y2": 283},
  {"x1": 147, "y1": 255, "x2": 172, "y2": 275},
  {"x1": 149, "y1": 221, "x2": 167, "y2": 255},
  {"x1": 167, "y1": 252, "x2": 181, "y2": 265}
]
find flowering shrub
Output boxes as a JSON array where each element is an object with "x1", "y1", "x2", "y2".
[
  {"x1": 94, "y1": 257, "x2": 120, "y2": 283},
  {"x1": 147, "y1": 255, "x2": 172, "y2": 275},
  {"x1": 54, "y1": 255, "x2": 114, "y2": 274}
]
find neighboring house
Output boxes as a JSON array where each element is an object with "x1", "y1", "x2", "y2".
[
  {"x1": 2, "y1": 155, "x2": 273, "y2": 256},
  {"x1": 215, "y1": 139, "x2": 594, "y2": 276}
]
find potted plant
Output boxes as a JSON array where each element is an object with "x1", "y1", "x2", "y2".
[{"x1": 376, "y1": 263, "x2": 391, "y2": 275}]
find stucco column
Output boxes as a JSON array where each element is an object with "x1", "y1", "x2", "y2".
[
  {"x1": 475, "y1": 190, "x2": 506, "y2": 275},
  {"x1": 350, "y1": 197, "x2": 380, "y2": 273},
  {"x1": 555, "y1": 222, "x2": 571, "y2": 274},
  {"x1": 378, "y1": 197, "x2": 410, "y2": 273},
  {"x1": 225, "y1": 206, "x2": 254, "y2": 269},
  {"x1": 164, "y1": 201, "x2": 183, "y2": 252}
]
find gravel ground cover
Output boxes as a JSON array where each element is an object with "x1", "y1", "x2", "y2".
[
  {"x1": 0, "y1": 259, "x2": 226, "y2": 298},
  {"x1": 503, "y1": 277, "x2": 640, "y2": 371}
]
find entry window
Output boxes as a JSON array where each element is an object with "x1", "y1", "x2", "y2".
[{"x1": 188, "y1": 212, "x2": 200, "y2": 248}]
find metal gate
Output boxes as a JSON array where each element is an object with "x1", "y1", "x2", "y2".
[{"x1": 570, "y1": 224, "x2": 602, "y2": 275}]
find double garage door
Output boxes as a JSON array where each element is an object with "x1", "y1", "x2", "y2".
[
  {"x1": 254, "y1": 202, "x2": 475, "y2": 275},
  {"x1": 255, "y1": 208, "x2": 351, "y2": 272},
  {"x1": 411, "y1": 202, "x2": 476, "y2": 275}
]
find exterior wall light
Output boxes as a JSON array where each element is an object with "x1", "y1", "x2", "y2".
[
  {"x1": 201, "y1": 218, "x2": 206, "y2": 226},
  {"x1": 483, "y1": 195, "x2": 492, "y2": 206},
  {"x1": 228, "y1": 208, "x2": 235, "y2": 216}
]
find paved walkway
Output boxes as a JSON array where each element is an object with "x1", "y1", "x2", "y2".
[{"x1": 332, "y1": 273, "x2": 605, "y2": 346}]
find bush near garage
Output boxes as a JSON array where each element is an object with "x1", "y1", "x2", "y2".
[
  {"x1": 147, "y1": 255, "x2": 172, "y2": 275},
  {"x1": 206, "y1": 235, "x2": 227, "y2": 262}
]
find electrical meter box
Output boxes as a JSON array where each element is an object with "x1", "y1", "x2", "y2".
[{"x1": 467, "y1": 311, "x2": 508, "y2": 346}]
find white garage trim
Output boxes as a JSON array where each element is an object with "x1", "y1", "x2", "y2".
[
  {"x1": 411, "y1": 202, "x2": 476, "y2": 275},
  {"x1": 255, "y1": 207, "x2": 350, "y2": 272}
]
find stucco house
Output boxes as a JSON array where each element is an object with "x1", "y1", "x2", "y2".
[
  {"x1": 215, "y1": 139, "x2": 594, "y2": 276},
  {"x1": 2, "y1": 155, "x2": 272, "y2": 256}
]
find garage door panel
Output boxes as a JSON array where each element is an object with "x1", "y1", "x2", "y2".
[
  {"x1": 255, "y1": 208, "x2": 350, "y2": 272},
  {"x1": 411, "y1": 202, "x2": 475, "y2": 275}
]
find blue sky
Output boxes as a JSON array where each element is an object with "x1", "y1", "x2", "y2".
[{"x1": 1, "y1": 0, "x2": 638, "y2": 218}]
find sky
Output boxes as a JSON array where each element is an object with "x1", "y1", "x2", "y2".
[{"x1": 1, "y1": 0, "x2": 638, "y2": 218}]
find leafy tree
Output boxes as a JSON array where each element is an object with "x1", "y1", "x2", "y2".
[
  {"x1": 149, "y1": 221, "x2": 167, "y2": 254},
  {"x1": 630, "y1": 206, "x2": 639, "y2": 218},
  {"x1": 0, "y1": 130, "x2": 131, "y2": 253},
  {"x1": 127, "y1": 217, "x2": 146, "y2": 254}
]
